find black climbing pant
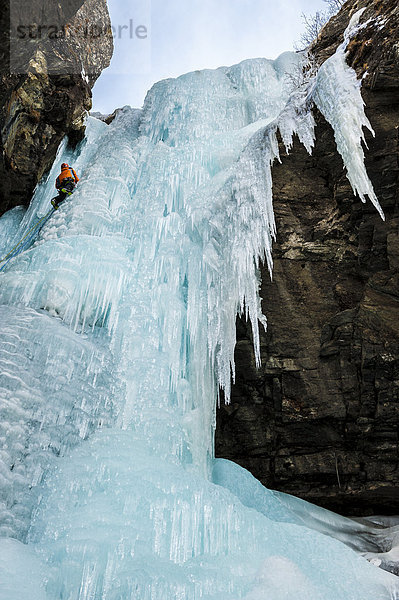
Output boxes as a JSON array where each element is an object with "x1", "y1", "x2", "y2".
[{"x1": 52, "y1": 180, "x2": 75, "y2": 208}]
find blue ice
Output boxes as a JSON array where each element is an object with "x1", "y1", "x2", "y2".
[{"x1": 0, "y1": 24, "x2": 397, "y2": 600}]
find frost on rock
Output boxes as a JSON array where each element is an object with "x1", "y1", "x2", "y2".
[{"x1": 0, "y1": 26, "x2": 396, "y2": 600}]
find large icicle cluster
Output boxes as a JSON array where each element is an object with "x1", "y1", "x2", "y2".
[
  {"x1": 0, "y1": 9, "x2": 397, "y2": 600},
  {"x1": 313, "y1": 9, "x2": 384, "y2": 219}
]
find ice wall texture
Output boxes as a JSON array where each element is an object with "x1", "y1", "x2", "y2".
[{"x1": 0, "y1": 11, "x2": 397, "y2": 600}]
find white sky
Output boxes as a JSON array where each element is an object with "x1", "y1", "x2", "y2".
[{"x1": 92, "y1": 0, "x2": 327, "y2": 113}]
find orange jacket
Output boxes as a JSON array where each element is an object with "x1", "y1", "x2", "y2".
[{"x1": 56, "y1": 166, "x2": 79, "y2": 189}]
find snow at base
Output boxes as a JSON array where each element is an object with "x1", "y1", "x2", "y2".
[{"x1": 0, "y1": 11, "x2": 397, "y2": 600}]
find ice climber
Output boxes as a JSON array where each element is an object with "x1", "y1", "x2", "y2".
[{"x1": 51, "y1": 163, "x2": 79, "y2": 209}]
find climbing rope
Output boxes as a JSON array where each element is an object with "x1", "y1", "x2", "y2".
[{"x1": 0, "y1": 207, "x2": 55, "y2": 272}]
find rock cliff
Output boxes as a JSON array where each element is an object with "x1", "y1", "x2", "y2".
[
  {"x1": 216, "y1": 0, "x2": 399, "y2": 515},
  {"x1": 0, "y1": 0, "x2": 112, "y2": 214}
]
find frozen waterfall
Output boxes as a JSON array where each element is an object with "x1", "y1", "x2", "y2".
[{"x1": 0, "y1": 12, "x2": 398, "y2": 600}]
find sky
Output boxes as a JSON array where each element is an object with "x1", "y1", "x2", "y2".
[{"x1": 92, "y1": 0, "x2": 327, "y2": 113}]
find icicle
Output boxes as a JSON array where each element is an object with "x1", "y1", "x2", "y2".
[
  {"x1": 312, "y1": 9, "x2": 384, "y2": 219},
  {"x1": 0, "y1": 45, "x2": 395, "y2": 600}
]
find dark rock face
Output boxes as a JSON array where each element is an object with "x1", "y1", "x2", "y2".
[
  {"x1": 216, "y1": 0, "x2": 399, "y2": 516},
  {"x1": 0, "y1": 0, "x2": 113, "y2": 214}
]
